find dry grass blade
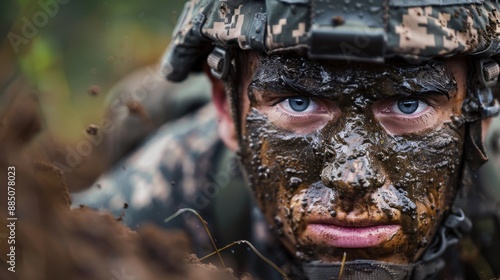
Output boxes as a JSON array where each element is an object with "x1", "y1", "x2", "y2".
[
  {"x1": 339, "y1": 252, "x2": 347, "y2": 280},
  {"x1": 163, "y1": 208, "x2": 225, "y2": 269},
  {"x1": 200, "y1": 240, "x2": 290, "y2": 280}
]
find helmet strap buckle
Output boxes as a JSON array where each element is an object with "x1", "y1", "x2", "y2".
[
  {"x1": 208, "y1": 46, "x2": 230, "y2": 80},
  {"x1": 475, "y1": 58, "x2": 500, "y2": 118},
  {"x1": 477, "y1": 59, "x2": 499, "y2": 88},
  {"x1": 464, "y1": 59, "x2": 500, "y2": 121}
]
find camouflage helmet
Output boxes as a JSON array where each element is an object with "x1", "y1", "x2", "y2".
[{"x1": 161, "y1": 0, "x2": 500, "y2": 82}]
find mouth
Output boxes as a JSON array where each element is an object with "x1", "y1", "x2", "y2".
[{"x1": 304, "y1": 220, "x2": 400, "y2": 248}]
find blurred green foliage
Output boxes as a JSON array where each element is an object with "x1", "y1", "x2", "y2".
[{"x1": 3, "y1": 0, "x2": 185, "y2": 142}]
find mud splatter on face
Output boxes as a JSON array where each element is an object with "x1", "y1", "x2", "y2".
[{"x1": 237, "y1": 55, "x2": 466, "y2": 264}]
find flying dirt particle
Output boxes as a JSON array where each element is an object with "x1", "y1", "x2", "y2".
[
  {"x1": 124, "y1": 203, "x2": 129, "y2": 209},
  {"x1": 126, "y1": 100, "x2": 145, "y2": 115},
  {"x1": 332, "y1": 15, "x2": 345, "y2": 25},
  {"x1": 88, "y1": 85, "x2": 101, "y2": 96},
  {"x1": 126, "y1": 100, "x2": 151, "y2": 124},
  {"x1": 126, "y1": 100, "x2": 141, "y2": 113},
  {"x1": 86, "y1": 124, "x2": 99, "y2": 135}
]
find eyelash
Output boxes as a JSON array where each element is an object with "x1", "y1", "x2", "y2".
[
  {"x1": 267, "y1": 95, "x2": 439, "y2": 126},
  {"x1": 389, "y1": 98, "x2": 437, "y2": 116},
  {"x1": 396, "y1": 113, "x2": 432, "y2": 124},
  {"x1": 267, "y1": 97, "x2": 327, "y2": 123},
  {"x1": 275, "y1": 106, "x2": 318, "y2": 122}
]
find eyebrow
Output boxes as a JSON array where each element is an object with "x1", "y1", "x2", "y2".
[
  {"x1": 249, "y1": 75, "x2": 321, "y2": 97},
  {"x1": 249, "y1": 58, "x2": 457, "y2": 100},
  {"x1": 398, "y1": 76, "x2": 454, "y2": 99}
]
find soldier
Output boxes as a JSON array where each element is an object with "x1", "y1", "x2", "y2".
[{"x1": 74, "y1": 0, "x2": 500, "y2": 279}]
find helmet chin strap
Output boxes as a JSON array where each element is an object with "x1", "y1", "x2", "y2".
[
  {"x1": 212, "y1": 47, "x2": 245, "y2": 149},
  {"x1": 462, "y1": 58, "x2": 500, "y2": 170},
  {"x1": 302, "y1": 259, "x2": 443, "y2": 280}
]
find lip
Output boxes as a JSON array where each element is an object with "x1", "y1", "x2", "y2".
[{"x1": 305, "y1": 223, "x2": 400, "y2": 248}]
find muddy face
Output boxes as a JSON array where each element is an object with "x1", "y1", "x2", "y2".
[{"x1": 237, "y1": 55, "x2": 467, "y2": 263}]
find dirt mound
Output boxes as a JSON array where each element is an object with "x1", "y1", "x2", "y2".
[
  {"x1": 0, "y1": 160, "x2": 239, "y2": 280},
  {"x1": 0, "y1": 87, "x2": 241, "y2": 280}
]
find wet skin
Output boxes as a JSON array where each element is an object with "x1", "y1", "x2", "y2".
[{"x1": 236, "y1": 54, "x2": 467, "y2": 264}]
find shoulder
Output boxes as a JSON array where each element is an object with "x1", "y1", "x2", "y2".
[{"x1": 71, "y1": 103, "x2": 221, "y2": 225}]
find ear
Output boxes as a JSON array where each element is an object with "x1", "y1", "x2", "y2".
[{"x1": 204, "y1": 64, "x2": 238, "y2": 151}]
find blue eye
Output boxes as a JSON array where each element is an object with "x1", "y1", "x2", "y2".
[
  {"x1": 397, "y1": 98, "x2": 420, "y2": 114},
  {"x1": 288, "y1": 97, "x2": 310, "y2": 112},
  {"x1": 279, "y1": 96, "x2": 320, "y2": 114}
]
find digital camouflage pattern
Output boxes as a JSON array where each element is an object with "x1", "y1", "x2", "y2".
[{"x1": 162, "y1": 0, "x2": 500, "y2": 81}]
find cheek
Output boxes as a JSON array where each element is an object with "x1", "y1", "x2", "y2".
[
  {"x1": 388, "y1": 126, "x2": 463, "y2": 205},
  {"x1": 240, "y1": 109, "x2": 324, "y2": 245},
  {"x1": 382, "y1": 124, "x2": 465, "y2": 258}
]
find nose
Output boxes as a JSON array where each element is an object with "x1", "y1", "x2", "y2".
[
  {"x1": 320, "y1": 131, "x2": 386, "y2": 198},
  {"x1": 321, "y1": 155, "x2": 386, "y2": 194}
]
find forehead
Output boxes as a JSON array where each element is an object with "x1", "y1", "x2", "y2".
[{"x1": 248, "y1": 54, "x2": 459, "y2": 100}]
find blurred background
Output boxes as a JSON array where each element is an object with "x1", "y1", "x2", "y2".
[
  {"x1": 2, "y1": 0, "x2": 184, "y2": 142},
  {"x1": 1, "y1": 0, "x2": 187, "y2": 190}
]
